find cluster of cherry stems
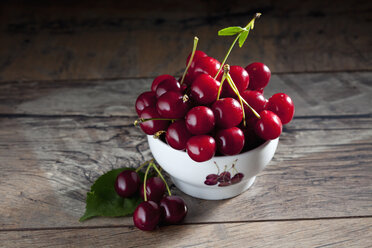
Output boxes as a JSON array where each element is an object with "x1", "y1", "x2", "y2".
[
  {"x1": 115, "y1": 160, "x2": 187, "y2": 231},
  {"x1": 135, "y1": 45, "x2": 295, "y2": 162}
]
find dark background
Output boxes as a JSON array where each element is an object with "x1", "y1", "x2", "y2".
[{"x1": 0, "y1": 0, "x2": 371, "y2": 81}]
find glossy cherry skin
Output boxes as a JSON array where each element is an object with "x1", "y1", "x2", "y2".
[
  {"x1": 190, "y1": 74, "x2": 220, "y2": 105},
  {"x1": 186, "y1": 50, "x2": 208, "y2": 68},
  {"x1": 240, "y1": 90, "x2": 267, "y2": 118},
  {"x1": 139, "y1": 106, "x2": 169, "y2": 135},
  {"x1": 204, "y1": 174, "x2": 219, "y2": 185},
  {"x1": 140, "y1": 177, "x2": 166, "y2": 203},
  {"x1": 255, "y1": 110, "x2": 282, "y2": 140},
  {"x1": 114, "y1": 170, "x2": 140, "y2": 197},
  {"x1": 166, "y1": 120, "x2": 192, "y2": 150},
  {"x1": 156, "y1": 91, "x2": 190, "y2": 119},
  {"x1": 185, "y1": 106, "x2": 215, "y2": 135},
  {"x1": 216, "y1": 127, "x2": 245, "y2": 155},
  {"x1": 267, "y1": 93, "x2": 295, "y2": 124},
  {"x1": 159, "y1": 195, "x2": 188, "y2": 224},
  {"x1": 240, "y1": 118, "x2": 264, "y2": 151},
  {"x1": 151, "y1": 75, "x2": 177, "y2": 92},
  {"x1": 245, "y1": 62, "x2": 271, "y2": 91},
  {"x1": 135, "y1": 91, "x2": 157, "y2": 115},
  {"x1": 186, "y1": 135, "x2": 216, "y2": 162},
  {"x1": 211, "y1": 98, "x2": 243, "y2": 129},
  {"x1": 220, "y1": 65, "x2": 249, "y2": 97},
  {"x1": 133, "y1": 201, "x2": 160, "y2": 231},
  {"x1": 155, "y1": 79, "x2": 181, "y2": 98},
  {"x1": 188, "y1": 56, "x2": 221, "y2": 82}
]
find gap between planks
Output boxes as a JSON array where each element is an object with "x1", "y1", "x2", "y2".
[
  {"x1": 0, "y1": 69, "x2": 371, "y2": 85},
  {"x1": 1, "y1": 215, "x2": 372, "y2": 233}
]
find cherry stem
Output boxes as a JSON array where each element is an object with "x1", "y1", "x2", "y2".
[
  {"x1": 216, "y1": 73, "x2": 227, "y2": 100},
  {"x1": 180, "y1": 36, "x2": 199, "y2": 85},
  {"x1": 150, "y1": 162, "x2": 172, "y2": 196},
  {"x1": 153, "y1": 130, "x2": 166, "y2": 139},
  {"x1": 226, "y1": 73, "x2": 261, "y2": 119},
  {"x1": 214, "y1": 13, "x2": 261, "y2": 79},
  {"x1": 214, "y1": 161, "x2": 220, "y2": 174},
  {"x1": 134, "y1": 118, "x2": 178, "y2": 126},
  {"x1": 225, "y1": 72, "x2": 246, "y2": 126},
  {"x1": 143, "y1": 162, "x2": 153, "y2": 202},
  {"x1": 135, "y1": 159, "x2": 154, "y2": 173}
]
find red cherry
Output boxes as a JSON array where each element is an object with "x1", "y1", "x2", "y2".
[
  {"x1": 267, "y1": 93, "x2": 295, "y2": 124},
  {"x1": 160, "y1": 195, "x2": 188, "y2": 224},
  {"x1": 240, "y1": 118, "x2": 264, "y2": 151},
  {"x1": 216, "y1": 127, "x2": 245, "y2": 155},
  {"x1": 240, "y1": 90, "x2": 267, "y2": 118},
  {"x1": 151, "y1": 75, "x2": 177, "y2": 92},
  {"x1": 218, "y1": 171, "x2": 231, "y2": 183},
  {"x1": 211, "y1": 98, "x2": 243, "y2": 128},
  {"x1": 155, "y1": 79, "x2": 181, "y2": 98},
  {"x1": 133, "y1": 201, "x2": 160, "y2": 231},
  {"x1": 139, "y1": 106, "x2": 169, "y2": 135},
  {"x1": 245, "y1": 62, "x2": 271, "y2": 91},
  {"x1": 255, "y1": 110, "x2": 282, "y2": 140},
  {"x1": 186, "y1": 50, "x2": 208, "y2": 67},
  {"x1": 156, "y1": 91, "x2": 190, "y2": 119},
  {"x1": 166, "y1": 120, "x2": 192, "y2": 150},
  {"x1": 190, "y1": 74, "x2": 220, "y2": 105},
  {"x1": 140, "y1": 177, "x2": 166, "y2": 203},
  {"x1": 204, "y1": 174, "x2": 219, "y2": 185},
  {"x1": 186, "y1": 135, "x2": 216, "y2": 162},
  {"x1": 231, "y1": 173, "x2": 244, "y2": 184},
  {"x1": 188, "y1": 56, "x2": 221, "y2": 82},
  {"x1": 185, "y1": 106, "x2": 215, "y2": 135},
  {"x1": 114, "y1": 170, "x2": 140, "y2": 197},
  {"x1": 135, "y1": 91, "x2": 157, "y2": 115},
  {"x1": 220, "y1": 65, "x2": 249, "y2": 97}
]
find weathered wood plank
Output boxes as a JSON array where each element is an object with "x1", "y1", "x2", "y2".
[
  {"x1": 0, "y1": 115, "x2": 371, "y2": 229},
  {"x1": 1, "y1": 218, "x2": 371, "y2": 248},
  {"x1": 0, "y1": 1, "x2": 371, "y2": 81},
  {"x1": 0, "y1": 72, "x2": 371, "y2": 116}
]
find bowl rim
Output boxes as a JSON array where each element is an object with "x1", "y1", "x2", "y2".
[{"x1": 148, "y1": 135, "x2": 278, "y2": 160}]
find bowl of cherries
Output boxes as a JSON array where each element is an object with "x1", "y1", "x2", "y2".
[{"x1": 135, "y1": 18, "x2": 294, "y2": 200}]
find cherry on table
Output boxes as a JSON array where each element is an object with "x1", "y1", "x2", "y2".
[
  {"x1": 140, "y1": 177, "x2": 166, "y2": 203},
  {"x1": 114, "y1": 170, "x2": 140, "y2": 198},
  {"x1": 190, "y1": 74, "x2": 220, "y2": 105},
  {"x1": 240, "y1": 90, "x2": 267, "y2": 118},
  {"x1": 151, "y1": 75, "x2": 177, "y2": 92},
  {"x1": 135, "y1": 91, "x2": 157, "y2": 115},
  {"x1": 133, "y1": 201, "x2": 161, "y2": 231},
  {"x1": 166, "y1": 120, "x2": 192, "y2": 150},
  {"x1": 156, "y1": 91, "x2": 190, "y2": 119},
  {"x1": 211, "y1": 98, "x2": 243, "y2": 129},
  {"x1": 254, "y1": 110, "x2": 282, "y2": 140},
  {"x1": 245, "y1": 62, "x2": 271, "y2": 91},
  {"x1": 159, "y1": 195, "x2": 188, "y2": 224},
  {"x1": 267, "y1": 93, "x2": 295, "y2": 124},
  {"x1": 186, "y1": 135, "x2": 216, "y2": 162},
  {"x1": 139, "y1": 106, "x2": 169, "y2": 135},
  {"x1": 185, "y1": 106, "x2": 215, "y2": 135},
  {"x1": 216, "y1": 127, "x2": 245, "y2": 155}
]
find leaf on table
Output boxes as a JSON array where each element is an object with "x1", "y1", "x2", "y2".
[{"x1": 80, "y1": 167, "x2": 144, "y2": 222}]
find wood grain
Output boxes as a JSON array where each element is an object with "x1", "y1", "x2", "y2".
[
  {"x1": 0, "y1": 1, "x2": 371, "y2": 81},
  {"x1": 0, "y1": 114, "x2": 371, "y2": 229},
  {"x1": 0, "y1": 72, "x2": 371, "y2": 116},
  {"x1": 1, "y1": 218, "x2": 371, "y2": 248}
]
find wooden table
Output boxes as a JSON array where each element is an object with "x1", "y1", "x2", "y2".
[{"x1": 0, "y1": 1, "x2": 371, "y2": 247}]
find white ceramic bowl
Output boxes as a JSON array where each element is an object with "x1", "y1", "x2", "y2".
[{"x1": 148, "y1": 135, "x2": 279, "y2": 200}]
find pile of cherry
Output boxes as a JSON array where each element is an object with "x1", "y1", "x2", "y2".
[
  {"x1": 135, "y1": 50, "x2": 294, "y2": 162},
  {"x1": 115, "y1": 161, "x2": 187, "y2": 231}
]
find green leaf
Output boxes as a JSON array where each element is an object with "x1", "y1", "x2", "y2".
[
  {"x1": 238, "y1": 30, "x2": 250, "y2": 47},
  {"x1": 218, "y1": 26, "x2": 244, "y2": 36},
  {"x1": 80, "y1": 167, "x2": 144, "y2": 221}
]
